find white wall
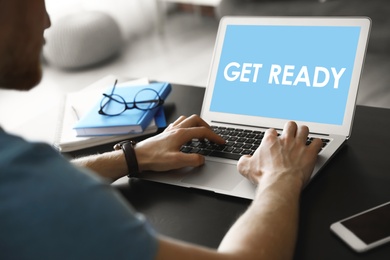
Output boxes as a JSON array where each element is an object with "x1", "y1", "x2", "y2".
[{"x1": 45, "y1": 0, "x2": 159, "y2": 40}]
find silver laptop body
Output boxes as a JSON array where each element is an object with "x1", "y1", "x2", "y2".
[{"x1": 140, "y1": 16, "x2": 371, "y2": 199}]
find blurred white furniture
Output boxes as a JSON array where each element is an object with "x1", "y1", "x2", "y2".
[{"x1": 155, "y1": 0, "x2": 222, "y2": 33}]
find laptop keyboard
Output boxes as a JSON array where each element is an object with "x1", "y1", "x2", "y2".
[{"x1": 180, "y1": 125, "x2": 330, "y2": 161}]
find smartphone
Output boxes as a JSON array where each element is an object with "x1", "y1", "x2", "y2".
[{"x1": 330, "y1": 201, "x2": 390, "y2": 252}]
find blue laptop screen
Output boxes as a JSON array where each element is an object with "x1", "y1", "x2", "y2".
[{"x1": 210, "y1": 25, "x2": 361, "y2": 125}]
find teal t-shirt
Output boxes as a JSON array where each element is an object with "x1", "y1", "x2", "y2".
[{"x1": 0, "y1": 129, "x2": 158, "y2": 259}]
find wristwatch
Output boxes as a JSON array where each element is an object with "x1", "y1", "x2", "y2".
[{"x1": 113, "y1": 140, "x2": 139, "y2": 177}]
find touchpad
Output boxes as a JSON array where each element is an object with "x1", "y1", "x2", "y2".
[{"x1": 180, "y1": 161, "x2": 244, "y2": 191}]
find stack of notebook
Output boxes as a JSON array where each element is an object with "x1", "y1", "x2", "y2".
[{"x1": 54, "y1": 75, "x2": 170, "y2": 152}]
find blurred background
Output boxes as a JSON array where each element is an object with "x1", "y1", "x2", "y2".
[{"x1": 0, "y1": 0, "x2": 389, "y2": 136}]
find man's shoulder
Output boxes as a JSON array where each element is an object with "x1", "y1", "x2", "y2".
[
  {"x1": 0, "y1": 130, "x2": 62, "y2": 170},
  {"x1": 0, "y1": 130, "x2": 104, "y2": 190}
]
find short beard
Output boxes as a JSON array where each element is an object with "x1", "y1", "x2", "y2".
[{"x1": 0, "y1": 62, "x2": 43, "y2": 91}]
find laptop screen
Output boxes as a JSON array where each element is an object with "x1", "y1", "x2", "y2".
[
  {"x1": 210, "y1": 24, "x2": 361, "y2": 126},
  {"x1": 202, "y1": 17, "x2": 371, "y2": 136}
]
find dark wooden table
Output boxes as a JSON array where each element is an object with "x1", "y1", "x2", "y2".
[{"x1": 71, "y1": 83, "x2": 390, "y2": 259}]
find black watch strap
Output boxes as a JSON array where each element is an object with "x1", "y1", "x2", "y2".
[{"x1": 113, "y1": 140, "x2": 139, "y2": 177}]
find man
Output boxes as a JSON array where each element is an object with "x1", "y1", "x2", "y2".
[{"x1": 0, "y1": 0, "x2": 322, "y2": 259}]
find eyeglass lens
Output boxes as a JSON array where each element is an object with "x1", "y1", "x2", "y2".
[
  {"x1": 134, "y1": 88, "x2": 161, "y2": 110},
  {"x1": 100, "y1": 88, "x2": 161, "y2": 116}
]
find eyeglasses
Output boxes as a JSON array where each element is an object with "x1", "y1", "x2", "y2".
[{"x1": 98, "y1": 79, "x2": 164, "y2": 116}]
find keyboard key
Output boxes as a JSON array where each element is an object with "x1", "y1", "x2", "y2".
[
  {"x1": 242, "y1": 143, "x2": 253, "y2": 149},
  {"x1": 232, "y1": 148, "x2": 243, "y2": 154},
  {"x1": 230, "y1": 131, "x2": 240, "y2": 136},
  {"x1": 233, "y1": 142, "x2": 244, "y2": 148},
  {"x1": 246, "y1": 138, "x2": 256, "y2": 144},
  {"x1": 225, "y1": 141, "x2": 235, "y2": 147},
  {"x1": 228, "y1": 136, "x2": 238, "y2": 142},
  {"x1": 214, "y1": 145, "x2": 225, "y2": 151},
  {"x1": 237, "y1": 137, "x2": 247, "y2": 143},
  {"x1": 223, "y1": 146, "x2": 234, "y2": 153},
  {"x1": 237, "y1": 132, "x2": 247, "y2": 137},
  {"x1": 190, "y1": 148, "x2": 200, "y2": 153},
  {"x1": 180, "y1": 146, "x2": 191, "y2": 153},
  {"x1": 246, "y1": 133, "x2": 256, "y2": 138},
  {"x1": 198, "y1": 149, "x2": 211, "y2": 156},
  {"x1": 242, "y1": 149, "x2": 252, "y2": 155}
]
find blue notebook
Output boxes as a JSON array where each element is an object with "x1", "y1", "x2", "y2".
[{"x1": 73, "y1": 82, "x2": 171, "y2": 136}]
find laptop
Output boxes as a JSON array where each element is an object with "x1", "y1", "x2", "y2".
[{"x1": 140, "y1": 16, "x2": 371, "y2": 199}]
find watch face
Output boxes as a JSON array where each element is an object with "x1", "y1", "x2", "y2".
[{"x1": 113, "y1": 140, "x2": 136, "y2": 150}]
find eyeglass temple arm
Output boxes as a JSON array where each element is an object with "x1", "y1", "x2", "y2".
[{"x1": 110, "y1": 79, "x2": 118, "y2": 95}]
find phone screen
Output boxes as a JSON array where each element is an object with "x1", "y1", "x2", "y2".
[{"x1": 341, "y1": 202, "x2": 390, "y2": 244}]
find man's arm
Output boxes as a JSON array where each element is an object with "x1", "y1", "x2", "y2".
[
  {"x1": 156, "y1": 180, "x2": 301, "y2": 260},
  {"x1": 71, "y1": 115, "x2": 225, "y2": 181},
  {"x1": 71, "y1": 150, "x2": 128, "y2": 181},
  {"x1": 155, "y1": 121, "x2": 322, "y2": 260}
]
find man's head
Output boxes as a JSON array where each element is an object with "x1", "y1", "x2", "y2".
[{"x1": 0, "y1": 0, "x2": 51, "y2": 91}]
